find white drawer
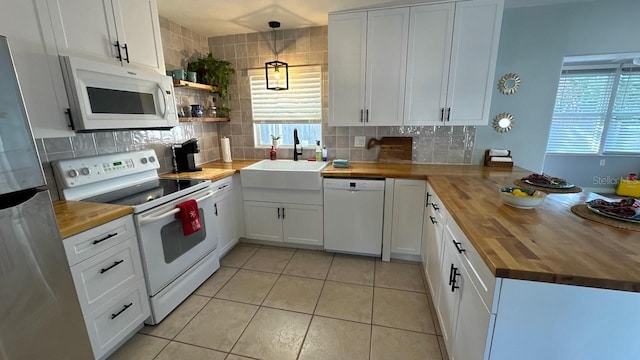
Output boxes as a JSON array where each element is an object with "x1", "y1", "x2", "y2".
[
  {"x1": 70, "y1": 238, "x2": 144, "y2": 314},
  {"x1": 64, "y1": 216, "x2": 136, "y2": 266},
  {"x1": 85, "y1": 279, "x2": 150, "y2": 360},
  {"x1": 446, "y1": 219, "x2": 496, "y2": 312}
]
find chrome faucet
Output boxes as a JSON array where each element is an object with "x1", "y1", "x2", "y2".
[{"x1": 293, "y1": 128, "x2": 303, "y2": 161}]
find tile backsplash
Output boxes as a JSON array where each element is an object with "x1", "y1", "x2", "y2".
[{"x1": 37, "y1": 123, "x2": 219, "y2": 200}]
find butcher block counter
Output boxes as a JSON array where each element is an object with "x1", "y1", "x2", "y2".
[
  {"x1": 160, "y1": 160, "x2": 259, "y2": 181},
  {"x1": 53, "y1": 200, "x2": 133, "y2": 239},
  {"x1": 323, "y1": 162, "x2": 639, "y2": 292}
]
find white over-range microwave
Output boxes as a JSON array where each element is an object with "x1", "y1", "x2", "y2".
[{"x1": 60, "y1": 56, "x2": 178, "y2": 131}]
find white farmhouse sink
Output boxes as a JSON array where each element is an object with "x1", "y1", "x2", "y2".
[{"x1": 241, "y1": 160, "x2": 328, "y2": 190}]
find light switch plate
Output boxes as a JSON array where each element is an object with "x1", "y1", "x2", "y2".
[{"x1": 354, "y1": 136, "x2": 366, "y2": 148}]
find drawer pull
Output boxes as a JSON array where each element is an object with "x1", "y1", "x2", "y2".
[
  {"x1": 111, "y1": 302, "x2": 133, "y2": 320},
  {"x1": 100, "y1": 260, "x2": 124, "y2": 274},
  {"x1": 277, "y1": 208, "x2": 280, "y2": 219},
  {"x1": 214, "y1": 203, "x2": 218, "y2": 216},
  {"x1": 451, "y1": 266, "x2": 460, "y2": 292},
  {"x1": 425, "y1": 192, "x2": 431, "y2": 207},
  {"x1": 432, "y1": 203, "x2": 440, "y2": 211},
  {"x1": 453, "y1": 239, "x2": 466, "y2": 254},
  {"x1": 282, "y1": 207, "x2": 286, "y2": 219},
  {"x1": 429, "y1": 216, "x2": 437, "y2": 225},
  {"x1": 92, "y1": 233, "x2": 118, "y2": 245}
]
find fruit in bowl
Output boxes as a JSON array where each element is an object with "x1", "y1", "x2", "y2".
[{"x1": 499, "y1": 186, "x2": 547, "y2": 209}]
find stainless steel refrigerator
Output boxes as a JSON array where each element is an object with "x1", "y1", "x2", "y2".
[{"x1": 0, "y1": 36, "x2": 94, "y2": 359}]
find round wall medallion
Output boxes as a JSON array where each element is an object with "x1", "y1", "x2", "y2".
[
  {"x1": 498, "y1": 73, "x2": 521, "y2": 95},
  {"x1": 493, "y1": 113, "x2": 515, "y2": 133}
]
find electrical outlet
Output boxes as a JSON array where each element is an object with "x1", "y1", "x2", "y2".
[
  {"x1": 354, "y1": 136, "x2": 366, "y2": 148},
  {"x1": 600, "y1": 159, "x2": 606, "y2": 166}
]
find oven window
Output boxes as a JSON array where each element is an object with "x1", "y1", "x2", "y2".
[
  {"x1": 160, "y1": 208, "x2": 207, "y2": 263},
  {"x1": 87, "y1": 87, "x2": 156, "y2": 114}
]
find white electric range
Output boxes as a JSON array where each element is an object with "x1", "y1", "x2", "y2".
[{"x1": 53, "y1": 150, "x2": 220, "y2": 324}]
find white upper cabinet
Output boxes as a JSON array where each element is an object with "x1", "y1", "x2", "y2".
[
  {"x1": 329, "y1": 8, "x2": 409, "y2": 126},
  {"x1": 330, "y1": 0, "x2": 504, "y2": 127},
  {"x1": 0, "y1": 0, "x2": 74, "y2": 138},
  {"x1": 328, "y1": 12, "x2": 367, "y2": 127},
  {"x1": 47, "y1": 0, "x2": 165, "y2": 73},
  {"x1": 403, "y1": 3, "x2": 455, "y2": 126},
  {"x1": 405, "y1": 0, "x2": 503, "y2": 126},
  {"x1": 112, "y1": 0, "x2": 165, "y2": 72},
  {"x1": 365, "y1": 8, "x2": 409, "y2": 126},
  {"x1": 446, "y1": 0, "x2": 503, "y2": 125}
]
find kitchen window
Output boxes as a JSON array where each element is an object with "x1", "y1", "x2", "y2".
[
  {"x1": 249, "y1": 65, "x2": 322, "y2": 147},
  {"x1": 546, "y1": 64, "x2": 640, "y2": 155}
]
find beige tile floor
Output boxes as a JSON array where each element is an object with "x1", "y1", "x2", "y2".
[{"x1": 109, "y1": 244, "x2": 446, "y2": 360}]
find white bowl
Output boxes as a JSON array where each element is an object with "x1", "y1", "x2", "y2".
[{"x1": 499, "y1": 186, "x2": 547, "y2": 209}]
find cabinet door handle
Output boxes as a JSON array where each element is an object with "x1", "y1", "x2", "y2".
[
  {"x1": 365, "y1": 109, "x2": 369, "y2": 123},
  {"x1": 114, "y1": 41, "x2": 123, "y2": 61},
  {"x1": 432, "y1": 203, "x2": 439, "y2": 211},
  {"x1": 451, "y1": 266, "x2": 460, "y2": 292},
  {"x1": 93, "y1": 233, "x2": 117, "y2": 245},
  {"x1": 448, "y1": 263, "x2": 455, "y2": 286},
  {"x1": 425, "y1": 192, "x2": 431, "y2": 207},
  {"x1": 360, "y1": 109, "x2": 364, "y2": 123},
  {"x1": 446, "y1": 107, "x2": 451, "y2": 122},
  {"x1": 214, "y1": 203, "x2": 218, "y2": 216},
  {"x1": 277, "y1": 208, "x2": 281, "y2": 219},
  {"x1": 453, "y1": 239, "x2": 466, "y2": 254},
  {"x1": 429, "y1": 216, "x2": 437, "y2": 225},
  {"x1": 65, "y1": 108, "x2": 75, "y2": 129},
  {"x1": 440, "y1": 108, "x2": 444, "y2": 122},
  {"x1": 100, "y1": 260, "x2": 124, "y2": 274},
  {"x1": 282, "y1": 207, "x2": 286, "y2": 219},
  {"x1": 111, "y1": 302, "x2": 133, "y2": 320},
  {"x1": 121, "y1": 43, "x2": 130, "y2": 63}
]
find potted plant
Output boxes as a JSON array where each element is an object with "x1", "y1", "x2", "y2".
[
  {"x1": 271, "y1": 135, "x2": 282, "y2": 148},
  {"x1": 187, "y1": 53, "x2": 235, "y2": 116}
]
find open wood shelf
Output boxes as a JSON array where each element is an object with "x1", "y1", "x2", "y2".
[
  {"x1": 172, "y1": 79, "x2": 219, "y2": 92},
  {"x1": 179, "y1": 117, "x2": 230, "y2": 123}
]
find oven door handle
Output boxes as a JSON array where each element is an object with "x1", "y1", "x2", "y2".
[{"x1": 138, "y1": 190, "x2": 215, "y2": 225}]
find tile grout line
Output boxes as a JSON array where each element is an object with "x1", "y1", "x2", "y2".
[
  {"x1": 148, "y1": 244, "x2": 260, "y2": 358},
  {"x1": 295, "y1": 252, "x2": 335, "y2": 360},
  {"x1": 369, "y1": 260, "x2": 377, "y2": 360},
  {"x1": 226, "y1": 247, "x2": 298, "y2": 358}
]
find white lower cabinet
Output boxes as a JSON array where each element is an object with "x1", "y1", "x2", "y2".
[
  {"x1": 244, "y1": 201, "x2": 323, "y2": 246},
  {"x1": 63, "y1": 215, "x2": 149, "y2": 360},
  {"x1": 389, "y1": 179, "x2": 426, "y2": 256},
  {"x1": 211, "y1": 177, "x2": 240, "y2": 257}
]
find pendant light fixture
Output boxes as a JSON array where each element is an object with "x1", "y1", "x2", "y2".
[{"x1": 265, "y1": 21, "x2": 289, "y2": 91}]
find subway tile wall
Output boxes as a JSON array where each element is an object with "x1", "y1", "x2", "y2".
[
  {"x1": 37, "y1": 123, "x2": 219, "y2": 200},
  {"x1": 207, "y1": 26, "x2": 476, "y2": 163}
]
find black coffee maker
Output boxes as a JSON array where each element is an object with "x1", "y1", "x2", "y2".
[{"x1": 173, "y1": 138, "x2": 202, "y2": 172}]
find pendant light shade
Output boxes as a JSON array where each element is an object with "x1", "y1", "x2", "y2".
[{"x1": 265, "y1": 21, "x2": 289, "y2": 91}]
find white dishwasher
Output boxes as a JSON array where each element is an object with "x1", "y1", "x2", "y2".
[{"x1": 323, "y1": 178, "x2": 385, "y2": 256}]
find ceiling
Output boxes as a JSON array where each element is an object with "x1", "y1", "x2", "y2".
[{"x1": 157, "y1": 0, "x2": 594, "y2": 37}]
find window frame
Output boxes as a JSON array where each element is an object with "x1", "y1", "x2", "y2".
[
  {"x1": 545, "y1": 63, "x2": 640, "y2": 156},
  {"x1": 248, "y1": 65, "x2": 323, "y2": 149}
]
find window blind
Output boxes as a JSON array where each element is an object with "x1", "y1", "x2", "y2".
[
  {"x1": 604, "y1": 67, "x2": 640, "y2": 153},
  {"x1": 249, "y1": 66, "x2": 322, "y2": 123},
  {"x1": 546, "y1": 69, "x2": 615, "y2": 154}
]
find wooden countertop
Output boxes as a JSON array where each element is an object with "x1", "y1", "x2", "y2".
[
  {"x1": 161, "y1": 159, "x2": 638, "y2": 291},
  {"x1": 326, "y1": 162, "x2": 640, "y2": 292},
  {"x1": 160, "y1": 160, "x2": 261, "y2": 181},
  {"x1": 54, "y1": 200, "x2": 133, "y2": 239},
  {"x1": 428, "y1": 175, "x2": 640, "y2": 292}
]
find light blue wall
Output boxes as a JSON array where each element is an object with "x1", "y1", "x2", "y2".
[
  {"x1": 473, "y1": 0, "x2": 640, "y2": 181},
  {"x1": 544, "y1": 155, "x2": 640, "y2": 192}
]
